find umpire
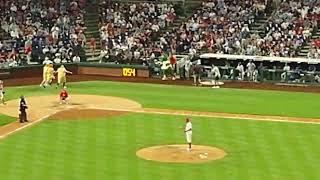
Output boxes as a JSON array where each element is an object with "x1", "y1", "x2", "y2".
[{"x1": 19, "y1": 96, "x2": 28, "y2": 123}]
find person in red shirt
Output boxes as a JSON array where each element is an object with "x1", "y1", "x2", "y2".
[
  {"x1": 169, "y1": 53, "x2": 177, "y2": 80},
  {"x1": 59, "y1": 88, "x2": 69, "y2": 104}
]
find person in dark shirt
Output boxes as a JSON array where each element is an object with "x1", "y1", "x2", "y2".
[{"x1": 19, "y1": 96, "x2": 28, "y2": 123}]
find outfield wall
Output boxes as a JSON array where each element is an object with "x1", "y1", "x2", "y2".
[{"x1": 0, "y1": 63, "x2": 150, "y2": 79}]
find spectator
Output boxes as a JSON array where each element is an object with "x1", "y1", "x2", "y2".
[
  {"x1": 73, "y1": 53, "x2": 81, "y2": 62},
  {"x1": 43, "y1": 57, "x2": 53, "y2": 65}
]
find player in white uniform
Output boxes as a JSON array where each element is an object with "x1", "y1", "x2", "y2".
[
  {"x1": 246, "y1": 60, "x2": 256, "y2": 81},
  {"x1": 236, "y1": 62, "x2": 245, "y2": 80},
  {"x1": 185, "y1": 118, "x2": 192, "y2": 151},
  {"x1": 0, "y1": 80, "x2": 5, "y2": 104},
  {"x1": 281, "y1": 63, "x2": 290, "y2": 82},
  {"x1": 211, "y1": 65, "x2": 221, "y2": 88}
]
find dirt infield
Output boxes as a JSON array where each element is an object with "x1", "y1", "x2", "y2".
[
  {"x1": 0, "y1": 95, "x2": 141, "y2": 139},
  {"x1": 136, "y1": 145, "x2": 227, "y2": 163},
  {"x1": 47, "y1": 109, "x2": 126, "y2": 120}
]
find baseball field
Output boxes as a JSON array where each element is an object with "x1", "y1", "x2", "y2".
[{"x1": 0, "y1": 81, "x2": 320, "y2": 180}]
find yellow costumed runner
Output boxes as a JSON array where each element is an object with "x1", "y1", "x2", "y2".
[
  {"x1": 45, "y1": 64, "x2": 55, "y2": 86},
  {"x1": 40, "y1": 64, "x2": 49, "y2": 88},
  {"x1": 56, "y1": 65, "x2": 72, "y2": 88}
]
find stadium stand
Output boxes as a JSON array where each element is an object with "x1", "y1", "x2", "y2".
[
  {"x1": 0, "y1": 0, "x2": 87, "y2": 67},
  {"x1": 98, "y1": 0, "x2": 177, "y2": 64}
]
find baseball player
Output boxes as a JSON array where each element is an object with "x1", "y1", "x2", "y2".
[
  {"x1": 236, "y1": 62, "x2": 245, "y2": 80},
  {"x1": 211, "y1": 64, "x2": 221, "y2": 88},
  {"x1": 246, "y1": 60, "x2": 256, "y2": 81},
  {"x1": 0, "y1": 80, "x2": 5, "y2": 104},
  {"x1": 59, "y1": 88, "x2": 69, "y2": 104},
  {"x1": 40, "y1": 64, "x2": 49, "y2": 88},
  {"x1": 281, "y1": 63, "x2": 291, "y2": 82},
  {"x1": 56, "y1": 65, "x2": 72, "y2": 88},
  {"x1": 184, "y1": 118, "x2": 192, "y2": 151}
]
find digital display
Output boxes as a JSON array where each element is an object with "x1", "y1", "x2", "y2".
[{"x1": 122, "y1": 68, "x2": 136, "y2": 77}]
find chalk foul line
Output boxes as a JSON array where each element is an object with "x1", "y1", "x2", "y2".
[
  {"x1": 88, "y1": 106, "x2": 320, "y2": 125},
  {"x1": 1, "y1": 107, "x2": 320, "y2": 140},
  {"x1": 0, "y1": 112, "x2": 57, "y2": 139}
]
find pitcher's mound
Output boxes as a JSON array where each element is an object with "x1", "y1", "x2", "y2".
[{"x1": 136, "y1": 144, "x2": 226, "y2": 163}]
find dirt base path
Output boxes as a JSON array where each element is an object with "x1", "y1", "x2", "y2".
[
  {"x1": 136, "y1": 145, "x2": 227, "y2": 163},
  {"x1": 1, "y1": 95, "x2": 320, "y2": 140},
  {"x1": 47, "y1": 109, "x2": 126, "y2": 120},
  {"x1": 0, "y1": 95, "x2": 141, "y2": 139}
]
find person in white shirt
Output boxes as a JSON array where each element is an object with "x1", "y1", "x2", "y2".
[
  {"x1": 54, "y1": 53, "x2": 61, "y2": 64},
  {"x1": 99, "y1": 46, "x2": 109, "y2": 63},
  {"x1": 43, "y1": 57, "x2": 53, "y2": 65},
  {"x1": 211, "y1": 64, "x2": 221, "y2": 88},
  {"x1": 281, "y1": 63, "x2": 291, "y2": 82},
  {"x1": 184, "y1": 58, "x2": 192, "y2": 80},
  {"x1": 246, "y1": 60, "x2": 256, "y2": 81},
  {"x1": 51, "y1": 25, "x2": 60, "y2": 43},
  {"x1": 151, "y1": 24, "x2": 160, "y2": 32},
  {"x1": 236, "y1": 62, "x2": 245, "y2": 80},
  {"x1": 189, "y1": 46, "x2": 197, "y2": 58},
  {"x1": 184, "y1": 118, "x2": 192, "y2": 151},
  {"x1": 10, "y1": 4, "x2": 17, "y2": 12},
  {"x1": 73, "y1": 55, "x2": 81, "y2": 63}
]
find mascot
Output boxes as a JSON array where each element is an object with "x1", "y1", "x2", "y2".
[{"x1": 159, "y1": 53, "x2": 176, "y2": 81}]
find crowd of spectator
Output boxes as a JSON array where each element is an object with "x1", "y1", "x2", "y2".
[
  {"x1": 0, "y1": 0, "x2": 87, "y2": 68},
  {"x1": 98, "y1": 0, "x2": 176, "y2": 65},
  {"x1": 156, "y1": 0, "x2": 320, "y2": 58},
  {"x1": 162, "y1": 0, "x2": 268, "y2": 57},
  {"x1": 261, "y1": 0, "x2": 318, "y2": 57},
  {"x1": 171, "y1": 0, "x2": 320, "y2": 58},
  {"x1": 1, "y1": 0, "x2": 320, "y2": 70},
  {"x1": 96, "y1": 0, "x2": 320, "y2": 68}
]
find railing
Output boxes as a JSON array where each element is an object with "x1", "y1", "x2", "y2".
[
  {"x1": 196, "y1": 53, "x2": 320, "y2": 84},
  {"x1": 105, "y1": 0, "x2": 185, "y2": 4},
  {"x1": 200, "y1": 53, "x2": 320, "y2": 64},
  {"x1": 199, "y1": 65, "x2": 320, "y2": 84}
]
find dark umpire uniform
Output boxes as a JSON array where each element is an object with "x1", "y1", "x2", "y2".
[{"x1": 19, "y1": 96, "x2": 28, "y2": 123}]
